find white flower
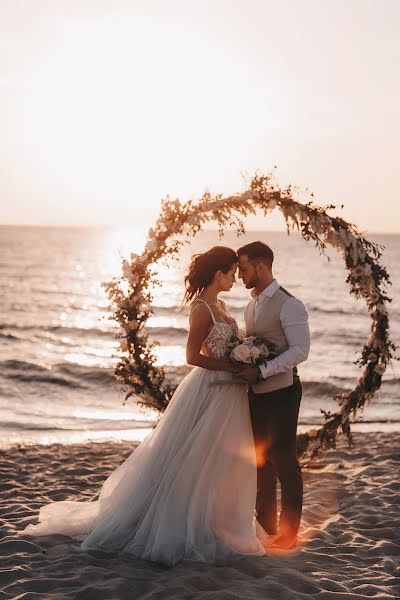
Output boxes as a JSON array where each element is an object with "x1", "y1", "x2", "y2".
[
  {"x1": 353, "y1": 264, "x2": 372, "y2": 284},
  {"x1": 126, "y1": 320, "x2": 138, "y2": 332},
  {"x1": 351, "y1": 247, "x2": 359, "y2": 264},
  {"x1": 128, "y1": 273, "x2": 139, "y2": 286},
  {"x1": 231, "y1": 344, "x2": 252, "y2": 363},
  {"x1": 119, "y1": 339, "x2": 128, "y2": 352},
  {"x1": 376, "y1": 302, "x2": 388, "y2": 316},
  {"x1": 325, "y1": 230, "x2": 339, "y2": 245},
  {"x1": 338, "y1": 228, "x2": 350, "y2": 246},
  {"x1": 268, "y1": 198, "x2": 277, "y2": 209},
  {"x1": 240, "y1": 190, "x2": 253, "y2": 201},
  {"x1": 358, "y1": 248, "x2": 367, "y2": 261},
  {"x1": 352, "y1": 265, "x2": 365, "y2": 279},
  {"x1": 187, "y1": 214, "x2": 198, "y2": 226},
  {"x1": 116, "y1": 297, "x2": 128, "y2": 308},
  {"x1": 128, "y1": 297, "x2": 139, "y2": 309},
  {"x1": 369, "y1": 291, "x2": 380, "y2": 304},
  {"x1": 250, "y1": 346, "x2": 262, "y2": 359},
  {"x1": 145, "y1": 239, "x2": 158, "y2": 253},
  {"x1": 374, "y1": 363, "x2": 385, "y2": 375},
  {"x1": 311, "y1": 215, "x2": 327, "y2": 234},
  {"x1": 122, "y1": 259, "x2": 132, "y2": 278},
  {"x1": 158, "y1": 222, "x2": 168, "y2": 234},
  {"x1": 362, "y1": 264, "x2": 372, "y2": 277}
]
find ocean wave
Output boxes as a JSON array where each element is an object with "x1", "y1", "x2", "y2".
[
  {"x1": 148, "y1": 326, "x2": 187, "y2": 337},
  {"x1": 0, "y1": 360, "x2": 185, "y2": 389},
  {"x1": 151, "y1": 304, "x2": 243, "y2": 316},
  {"x1": 308, "y1": 305, "x2": 365, "y2": 316},
  {"x1": 0, "y1": 322, "x2": 188, "y2": 340},
  {"x1": 301, "y1": 380, "x2": 348, "y2": 397},
  {"x1": 1, "y1": 359, "x2": 399, "y2": 393},
  {"x1": 0, "y1": 323, "x2": 114, "y2": 338},
  {"x1": 0, "y1": 421, "x2": 68, "y2": 431},
  {"x1": 0, "y1": 360, "x2": 114, "y2": 388},
  {"x1": 56, "y1": 362, "x2": 116, "y2": 385},
  {"x1": 2, "y1": 369, "x2": 85, "y2": 389},
  {"x1": 315, "y1": 333, "x2": 366, "y2": 346},
  {"x1": 0, "y1": 419, "x2": 154, "y2": 432},
  {"x1": 1, "y1": 359, "x2": 50, "y2": 373},
  {"x1": 308, "y1": 305, "x2": 400, "y2": 319},
  {"x1": 0, "y1": 332, "x2": 19, "y2": 341},
  {"x1": 302, "y1": 378, "x2": 400, "y2": 399}
]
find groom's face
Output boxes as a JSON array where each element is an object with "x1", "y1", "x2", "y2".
[{"x1": 237, "y1": 255, "x2": 259, "y2": 289}]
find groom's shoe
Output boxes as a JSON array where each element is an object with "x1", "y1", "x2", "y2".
[{"x1": 266, "y1": 533, "x2": 299, "y2": 550}]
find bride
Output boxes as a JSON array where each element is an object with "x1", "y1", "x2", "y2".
[{"x1": 23, "y1": 246, "x2": 268, "y2": 566}]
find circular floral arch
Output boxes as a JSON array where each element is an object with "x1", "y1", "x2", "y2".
[{"x1": 104, "y1": 173, "x2": 396, "y2": 461}]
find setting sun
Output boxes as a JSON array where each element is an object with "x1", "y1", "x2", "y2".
[{"x1": 9, "y1": 14, "x2": 273, "y2": 226}]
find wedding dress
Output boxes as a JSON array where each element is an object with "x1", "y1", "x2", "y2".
[{"x1": 23, "y1": 300, "x2": 266, "y2": 566}]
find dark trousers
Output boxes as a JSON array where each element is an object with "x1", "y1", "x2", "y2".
[{"x1": 249, "y1": 377, "x2": 303, "y2": 537}]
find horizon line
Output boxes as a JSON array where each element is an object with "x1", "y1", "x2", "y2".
[{"x1": 0, "y1": 222, "x2": 399, "y2": 235}]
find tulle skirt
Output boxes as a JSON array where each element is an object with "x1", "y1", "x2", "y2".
[{"x1": 23, "y1": 367, "x2": 266, "y2": 566}]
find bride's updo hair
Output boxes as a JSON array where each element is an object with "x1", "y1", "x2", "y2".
[{"x1": 183, "y1": 246, "x2": 237, "y2": 305}]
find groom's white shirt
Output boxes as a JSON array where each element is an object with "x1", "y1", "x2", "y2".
[{"x1": 249, "y1": 279, "x2": 310, "y2": 379}]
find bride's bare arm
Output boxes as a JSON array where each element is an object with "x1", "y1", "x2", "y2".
[{"x1": 186, "y1": 305, "x2": 236, "y2": 373}]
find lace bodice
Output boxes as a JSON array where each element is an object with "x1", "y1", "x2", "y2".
[
  {"x1": 190, "y1": 299, "x2": 238, "y2": 359},
  {"x1": 203, "y1": 322, "x2": 238, "y2": 358}
]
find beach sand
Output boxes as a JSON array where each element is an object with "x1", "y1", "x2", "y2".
[{"x1": 0, "y1": 431, "x2": 399, "y2": 599}]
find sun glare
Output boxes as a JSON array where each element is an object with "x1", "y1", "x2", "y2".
[{"x1": 12, "y1": 15, "x2": 269, "y2": 225}]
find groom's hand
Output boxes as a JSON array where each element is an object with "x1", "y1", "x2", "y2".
[{"x1": 237, "y1": 365, "x2": 260, "y2": 384}]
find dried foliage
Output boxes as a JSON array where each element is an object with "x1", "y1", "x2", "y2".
[{"x1": 103, "y1": 173, "x2": 397, "y2": 461}]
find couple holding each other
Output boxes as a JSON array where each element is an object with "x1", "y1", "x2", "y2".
[{"x1": 24, "y1": 241, "x2": 310, "y2": 567}]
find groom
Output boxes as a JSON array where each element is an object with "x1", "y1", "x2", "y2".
[{"x1": 236, "y1": 241, "x2": 310, "y2": 550}]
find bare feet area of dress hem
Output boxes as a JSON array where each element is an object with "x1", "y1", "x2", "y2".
[{"x1": 1, "y1": 431, "x2": 399, "y2": 599}]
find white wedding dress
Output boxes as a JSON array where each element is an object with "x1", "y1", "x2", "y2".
[{"x1": 23, "y1": 300, "x2": 266, "y2": 566}]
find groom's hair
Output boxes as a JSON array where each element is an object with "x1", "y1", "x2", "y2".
[{"x1": 237, "y1": 241, "x2": 274, "y2": 269}]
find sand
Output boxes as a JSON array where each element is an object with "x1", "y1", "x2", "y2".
[{"x1": 0, "y1": 431, "x2": 399, "y2": 599}]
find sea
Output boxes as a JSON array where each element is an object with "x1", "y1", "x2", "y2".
[{"x1": 1, "y1": 225, "x2": 399, "y2": 448}]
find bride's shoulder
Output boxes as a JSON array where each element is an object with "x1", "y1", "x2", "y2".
[
  {"x1": 189, "y1": 299, "x2": 212, "y2": 319},
  {"x1": 217, "y1": 298, "x2": 228, "y2": 311}
]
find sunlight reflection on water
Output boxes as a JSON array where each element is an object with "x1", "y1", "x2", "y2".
[
  {"x1": 154, "y1": 345, "x2": 186, "y2": 366},
  {"x1": 1, "y1": 226, "x2": 399, "y2": 447},
  {"x1": 72, "y1": 406, "x2": 158, "y2": 422},
  {"x1": 0, "y1": 427, "x2": 155, "y2": 448}
]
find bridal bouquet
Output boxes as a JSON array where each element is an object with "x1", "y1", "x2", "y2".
[{"x1": 226, "y1": 334, "x2": 277, "y2": 367}]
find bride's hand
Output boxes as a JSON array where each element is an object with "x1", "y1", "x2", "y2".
[{"x1": 219, "y1": 361, "x2": 242, "y2": 374}]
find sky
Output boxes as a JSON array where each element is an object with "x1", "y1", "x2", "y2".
[{"x1": 0, "y1": 0, "x2": 399, "y2": 233}]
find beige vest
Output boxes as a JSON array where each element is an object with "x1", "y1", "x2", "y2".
[{"x1": 244, "y1": 286, "x2": 297, "y2": 394}]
